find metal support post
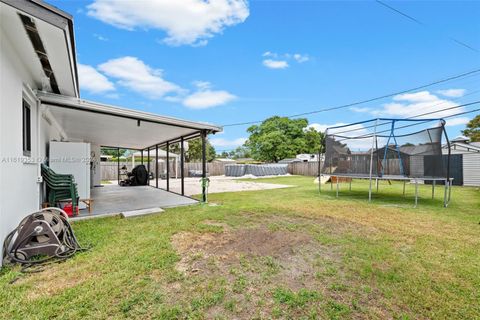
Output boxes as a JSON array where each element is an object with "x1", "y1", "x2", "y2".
[
  {"x1": 166, "y1": 141, "x2": 170, "y2": 191},
  {"x1": 181, "y1": 137, "x2": 185, "y2": 196},
  {"x1": 336, "y1": 178, "x2": 339, "y2": 198},
  {"x1": 117, "y1": 147, "x2": 120, "y2": 185},
  {"x1": 368, "y1": 119, "x2": 378, "y2": 202},
  {"x1": 201, "y1": 131, "x2": 207, "y2": 202},
  {"x1": 147, "y1": 148, "x2": 150, "y2": 186},
  {"x1": 155, "y1": 145, "x2": 158, "y2": 188},
  {"x1": 448, "y1": 179, "x2": 452, "y2": 203},
  {"x1": 414, "y1": 179, "x2": 419, "y2": 208},
  {"x1": 432, "y1": 180, "x2": 436, "y2": 199},
  {"x1": 318, "y1": 147, "x2": 322, "y2": 194}
]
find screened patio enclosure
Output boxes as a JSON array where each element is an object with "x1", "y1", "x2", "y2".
[{"x1": 38, "y1": 92, "x2": 222, "y2": 214}]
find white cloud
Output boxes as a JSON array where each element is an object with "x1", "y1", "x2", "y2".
[
  {"x1": 309, "y1": 122, "x2": 366, "y2": 135},
  {"x1": 381, "y1": 91, "x2": 464, "y2": 119},
  {"x1": 293, "y1": 53, "x2": 309, "y2": 63},
  {"x1": 183, "y1": 88, "x2": 236, "y2": 109},
  {"x1": 262, "y1": 51, "x2": 309, "y2": 69},
  {"x1": 262, "y1": 59, "x2": 289, "y2": 69},
  {"x1": 347, "y1": 90, "x2": 467, "y2": 123},
  {"x1": 445, "y1": 117, "x2": 470, "y2": 127},
  {"x1": 192, "y1": 80, "x2": 212, "y2": 90},
  {"x1": 98, "y1": 56, "x2": 184, "y2": 99},
  {"x1": 309, "y1": 122, "x2": 375, "y2": 151},
  {"x1": 350, "y1": 107, "x2": 371, "y2": 113},
  {"x1": 210, "y1": 137, "x2": 247, "y2": 148},
  {"x1": 93, "y1": 33, "x2": 108, "y2": 41},
  {"x1": 308, "y1": 123, "x2": 344, "y2": 133},
  {"x1": 87, "y1": 0, "x2": 249, "y2": 46},
  {"x1": 436, "y1": 89, "x2": 466, "y2": 98},
  {"x1": 78, "y1": 63, "x2": 115, "y2": 94}
]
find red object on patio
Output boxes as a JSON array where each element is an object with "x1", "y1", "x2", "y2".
[{"x1": 62, "y1": 203, "x2": 78, "y2": 217}]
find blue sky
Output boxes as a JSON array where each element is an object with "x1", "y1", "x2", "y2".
[{"x1": 50, "y1": 0, "x2": 480, "y2": 152}]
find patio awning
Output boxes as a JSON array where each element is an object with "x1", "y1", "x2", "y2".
[{"x1": 37, "y1": 92, "x2": 222, "y2": 150}]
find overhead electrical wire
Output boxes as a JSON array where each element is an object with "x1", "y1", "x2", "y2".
[
  {"x1": 375, "y1": 0, "x2": 424, "y2": 26},
  {"x1": 333, "y1": 101, "x2": 480, "y2": 142},
  {"x1": 222, "y1": 68, "x2": 480, "y2": 127},
  {"x1": 375, "y1": 0, "x2": 479, "y2": 53},
  {"x1": 217, "y1": 101, "x2": 480, "y2": 154},
  {"x1": 330, "y1": 90, "x2": 480, "y2": 136}
]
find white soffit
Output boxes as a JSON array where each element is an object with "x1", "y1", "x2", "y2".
[
  {"x1": 0, "y1": 1, "x2": 77, "y2": 97},
  {"x1": 38, "y1": 92, "x2": 222, "y2": 150},
  {"x1": 0, "y1": 2, "x2": 44, "y2": 87}
]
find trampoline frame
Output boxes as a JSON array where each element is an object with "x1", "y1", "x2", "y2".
[{"x1": 318, "y1": 118, "x2": 452, "y2": 207}]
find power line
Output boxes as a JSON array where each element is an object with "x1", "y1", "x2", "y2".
[
  {"x1": 333, "y1": 101, "x2": 480, "y2": 141},
  {"x1": 222, "y1": 68, "x2": 480, "y2": 127},
  {"x1": 376, "y1": 0, "x2": 424, "y2": 26},
  {"x1": 376, "y1": 0, "x2": 479, "y2": 53},
  {"x1": 330, "y1": 90, "x2": 480, "y2": 136}
]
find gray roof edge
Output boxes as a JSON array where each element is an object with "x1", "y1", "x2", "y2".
[
  {"x1": 36, "y1": 91, "x2": 223, "y2": 133},
  {"x1": 1, "y1": 0, "x2": 79, "y2": 97},
  {"x1": 443, "y1": 142, "x2": 480, "y2": 152}
]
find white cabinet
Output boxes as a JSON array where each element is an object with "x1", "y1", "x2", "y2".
[{"x1": 49, "y1": 142, "x2": 91, "y2": 205}]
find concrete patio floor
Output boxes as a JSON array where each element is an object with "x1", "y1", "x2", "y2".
[{"x1": 77, "y1": 185, "x2": 197, "y2": 218}]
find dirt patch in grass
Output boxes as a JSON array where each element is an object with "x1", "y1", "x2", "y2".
[
  {"x1": 172, "y1": 226, "x2": 312, "y2": 274},
  {"x1": 168, "y1": 217, "x2": 400, "y2": 318}
]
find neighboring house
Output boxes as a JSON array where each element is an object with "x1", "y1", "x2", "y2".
[
  {"x1": 278, "y1": 158, "x2": 302, "y2": 164},
  {"x1": 444, "y1": 136, "x2": 480, "y2": 154},
  {"x1": 0, "y1": 0, "x2": 221, "y2": 265},
  {"x1": 296, "y1": 154, "x2": 319, "y2": 162},
  {"x1": 279, "y1": 154, "x2": 321, "y2": 164},
  {"x1": 442, "y1": 136, "x2": 480, "y2": 187}
]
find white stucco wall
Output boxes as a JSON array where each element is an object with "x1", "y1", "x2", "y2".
[{"x1": 0, "y1": 28, "x2": 62, "y2": 266}]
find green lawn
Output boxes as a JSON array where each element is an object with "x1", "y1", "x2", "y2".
[{"x1": 1, "y1": 176, "x2": 479, "y2": 319}]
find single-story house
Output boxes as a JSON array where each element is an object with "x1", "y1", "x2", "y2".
[
  {"x1": 442, "y1": 136, "x2": 480, "y2": 187},
  {"x1": 278, "y1": 158, "x2": 302, "y2": 164},
  {"x1": 296, "y1": 154, "x2": 319, "y2": 162},
  {"x1": 0, "y1": 0, "x2": 221, "y2": 265}
]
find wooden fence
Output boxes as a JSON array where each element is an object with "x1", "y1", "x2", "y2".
[
  {"x1": 102, "y1": 158, "x2": 456, "y2": 180},
  {"x1": 287, "y1": 161, "x2": 320, "y2": 176},
  {"x1": 287, "y1": 159, "x2": 417, "y2": 177},
  {"x1": 101, "y1": 161, "x2": 228, "y2": 180},
  {"x1": 102, "y1": 161, "x2": 320, "y2": 180}
]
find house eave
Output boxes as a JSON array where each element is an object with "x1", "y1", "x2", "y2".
[
  {"x1": 37, "y1": 91, "x2": 223, "y2": 134},
  {"x1": 1, "y1": 0, "x2": 79, "y2": 97}
]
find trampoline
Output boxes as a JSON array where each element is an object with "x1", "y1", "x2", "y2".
[{"x1": 319, "y1": 118, "x2": 452, "y2": 207}]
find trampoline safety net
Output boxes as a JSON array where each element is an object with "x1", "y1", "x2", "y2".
[{"x1": 322, "y1": 118, "x2": 449, "y2": 179}]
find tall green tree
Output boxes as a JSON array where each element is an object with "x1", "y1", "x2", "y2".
[
  {"x1": 462, "y1": 114, "x2": 480, "y2": 142},
  {"x1": 304, "y1": 127, "x2": 325, "y2": 154},
  {"x1": 184, "y1": 138, "x2": 216, "y2": 162},
  {"x1": 245, "y1": 116, "x2": 323, "y2": 162},
  {"x1": 101, "y1": 148, "x2": 127, "y2": 157},
  {"x1": 228, "y1": 146, "x2": 252, "y2": 159},
  {"x1": 168, "y1": 138, "x2": 216, "y2": 162}
]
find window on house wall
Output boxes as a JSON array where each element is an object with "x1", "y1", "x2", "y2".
[{"x1": 23, "y1": 99, "x2": 31, "y2": 156}]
